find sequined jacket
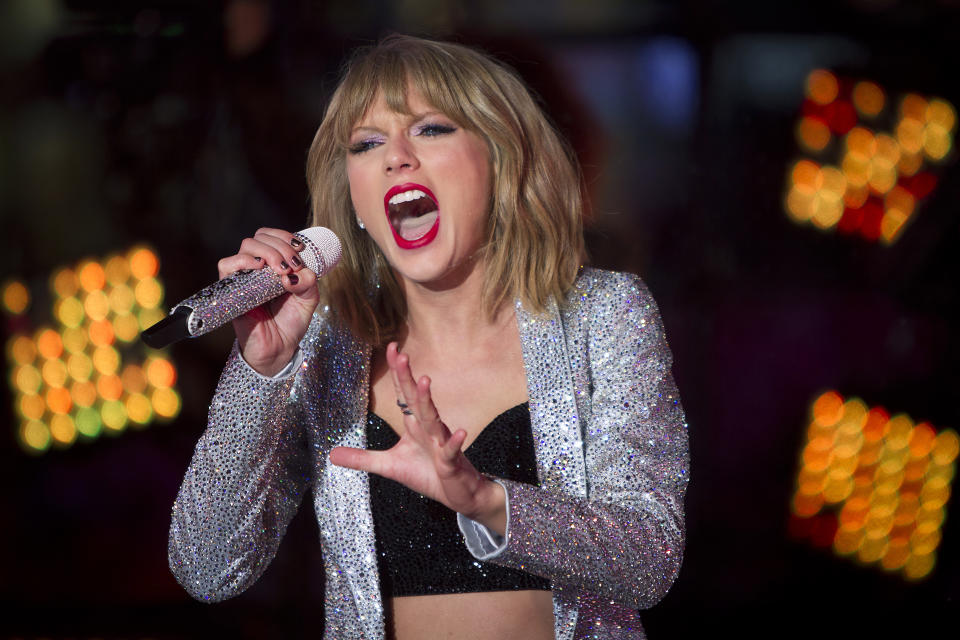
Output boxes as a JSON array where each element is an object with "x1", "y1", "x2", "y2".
[{"x1": 169, "y1": 268, "x2": 689, "y2": 639}]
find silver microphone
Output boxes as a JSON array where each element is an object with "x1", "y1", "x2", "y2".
[{"x1": 141, "y1": 227, "x2": 341, "y2": 348}]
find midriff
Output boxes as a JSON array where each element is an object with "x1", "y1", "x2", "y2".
[{"x1": 388, "y1": 590, "x2": 555, "y2": 640}]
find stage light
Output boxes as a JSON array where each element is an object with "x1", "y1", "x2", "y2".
[
  {"x1": 2, "y1": 244, "x2": 181, "y2": 453},
  {"x1": 785, "y1": 72, "x2": 955, "y2": 243},
  {"x1": 2, "y1": 280, "x2": 30, "y2": 315},
  {"x1": 791, "y1": 390, "x2": 956, "y2": 580}
]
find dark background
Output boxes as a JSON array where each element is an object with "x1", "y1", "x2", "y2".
[{"x1": 2, "y1": 0, "x2": 958, "y2": 638}]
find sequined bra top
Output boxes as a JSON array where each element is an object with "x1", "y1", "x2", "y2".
[{"x1": 366, "y1": 402, "x2": 552, "y2": 597}]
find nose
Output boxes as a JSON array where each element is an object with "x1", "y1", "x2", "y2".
[{"x1": 383, "y1": 136, "x2": 419, "y2": 174}]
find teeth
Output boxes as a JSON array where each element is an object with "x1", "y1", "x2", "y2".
[{"x1": 388, "y1": 189, "x2": 428, "y2": 205}]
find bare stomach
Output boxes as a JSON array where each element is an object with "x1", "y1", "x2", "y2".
[{"x1": 387, "y1": 590, "x2": 555, "y2": 640}]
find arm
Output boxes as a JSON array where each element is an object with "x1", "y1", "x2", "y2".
[
  {"x1": 461, "y1": 274, "x2": 689, "y2": 609},
  {"x1": 168, "y1": 341, "x2": 313, "y2": 602}
]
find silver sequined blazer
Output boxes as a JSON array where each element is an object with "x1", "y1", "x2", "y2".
[{"x1": 169, "y1": 268, "x2": 689, "y2": 639}]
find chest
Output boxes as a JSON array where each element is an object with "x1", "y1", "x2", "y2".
[{"x1": 367, "y1": 336, "x2": 528, "y2": 449}]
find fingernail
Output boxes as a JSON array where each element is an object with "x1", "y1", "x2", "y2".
[
  {"x1": 290, "y1": 237, "x2": 304, "y2": 249},
  {"x1": 288, "y1": 274, "x2": 299, "y2": 285},
  {"x1": 291, "y1": 255, "x2": 302, "y2": 267},
  {"x1": 280, "y1": 261, "x2": 290, "y2": 270}
]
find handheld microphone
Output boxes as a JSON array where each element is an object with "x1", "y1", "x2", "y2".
[{"x1": 141, "y1": 227, "x2": 341, "y2": 348}]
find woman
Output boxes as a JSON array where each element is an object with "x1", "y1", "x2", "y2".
[{"x1": 169, "y1": 35, "x2": 689, "y2": 640}]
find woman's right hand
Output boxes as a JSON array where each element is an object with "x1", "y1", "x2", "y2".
[{"x1": 217, "y1": 227, "x2": 321, "y2": 376}]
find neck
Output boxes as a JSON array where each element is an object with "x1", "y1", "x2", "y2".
[{"x1": 398, "y1": 260, "x2": 511, "y2": 355}]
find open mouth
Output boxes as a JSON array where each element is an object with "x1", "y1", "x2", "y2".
[{"x1": 384, "y1": 184, "x2": 440, "y2": 249}]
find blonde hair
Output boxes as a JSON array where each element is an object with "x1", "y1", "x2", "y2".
[{"x1": 306, "y1": 34, "x2": 585, "y2": 345}]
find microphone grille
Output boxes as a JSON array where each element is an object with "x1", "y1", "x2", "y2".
[{"x1": 293, "y1": 226, "x2": 342, "y2": 276}]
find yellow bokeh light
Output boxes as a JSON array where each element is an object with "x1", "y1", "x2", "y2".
[
  {"x1": 129, "y1": 247, "x2": 159, "y2": 279},
  {"x1": 51, "y1": 268, "x2": 80, "y2": 298},
  {"x1": 112, "y1": 313, "x2": 140, "y2": 343},
  {"x1": 846, "y1": 127, "x2": 876, "y2": 156},
  {"x1": 879, "y1": 539, "x2": 910, "y2": 570},
  {"x1": 18, "y1": 393, "x2": 46, "y2": 420},
  {"x1": 49, "y1": 414, "x2": 77, "y2": 446},
  {"x1": 852, "y1": 81, "x2": 885, "y2": 117},
  {"x1": 9, "y1": 335, "x2": 38, "y2": 365},
  {"x1": 841, "y1": 151, "x2": 871, "y2": 188},
  {"x1": 896, "y1": 117, "x2": 924, "y2": 154},
  {"x1": 823, "y1": 475, "x2": 854, "y2": 503},
  {"x1": 874, "y1": 133, "x2": 901, "y2": 165},
  {"x1": 36, "y1": 329, "x2": 63, "y2": 360},
  {"x1": 843, "y1": 184, "x2": 868, "y2": 209},
  {"x1": 792, "y1": 159, "x2": 822, "y2": 188},
  {"x1": 104, "y1": 254, "x2": 131, "y2": 285},
  {"x1": 55, "y1": 297, "x2": 85, "y2": 328},
  {"x1": 108, "y1": 284, "x2": 135, "y2": 315},
  {"x1": 66, "y1": 352, "x2": 94, "y2": 382},
  {"x1": 75, "y1": 406, "x2": 102, "y2": 438},
  {"x1": 806, "y1": 69, "x2": 839, "y2": 105},
  {"x1": 910, "y1": 527, "x2": 941, "y2": 555},
  {"x1": 2, "y1": 280, "x2": 30, "y2": 314},
  {"x1": 926, "y1": 98, "x2": 956, "y2": 132},
  {"x1": 101, "y1": 400, "x2": 128, "y2": 432},
  {"x1": 811, "y1": 193, "x2": 844, "y2": 228},
  {"x1": 62, "y1": 326, "x2": 88, "y2": 354},
  {"x1": 867, "y1": 158, "x2": 897, "y2": 194},
  {"x1": 880, "y1": 209, "x2": 909, "y2": 245},
  {"x1": 92, "y1": 345, "x2": 120, "y2": 375},
  {"x1": 20, "y1": 420, "x2": 51, "y2": 452},
  {"x1": 922, "y1": 122, "x2": 952, "y2": 161},
  {"x1": 152, "y1": 387, "x2": 181, "y2": 418},
  {"x1": 83, "y1": 289, "x2": 110, "y2": 321},
  {"x1": 126, "y1": 393, "x2": 153, "y2": 425},
  {"x1": 885, "y1": 186, "x2": 916, "y2": 218},
  {"x1": 41, "y1": 358, "x2": 68, "y2": 388},
  {"x1": 70, "y1": 380, "x2": 98, "y2": 408},
  {"x1": 931, "y1": 430, "x2": 959, "y2": 465},
  {"x1": 135, "y1": 278, "x2": 163, "y2": 309},
  {"x1": 14, "y1": 364, "x2": 43, "y2": 395},
  {"x1": 78, "y1": 261, "x2": 106, "y2": 292},
  {"x1": 903, "y1": 551, "x2": 935, "y2": 580},
  {"x1": 797, "y1": 117, "x2": 831, "y2": 152},
  {"x1": 785, "y1": 187, "x2": 815, "y2": 222},
  {"x1": 858, "y1": 535, "x2": 888, "y2": 563},
  {"x1": 834, "y1": 527, "x2": 864, "y2": 554},
  {"x1": 813, "y1": 391, "x2": 844, "y2": 427}
]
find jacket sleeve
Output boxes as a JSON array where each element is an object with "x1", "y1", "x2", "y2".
[
  {"x1": 168, "y1": 328, "x2": 320, "y2": 602},
  {"x1": 460, "y1": 273, "x2": 689, "y2": 610}
]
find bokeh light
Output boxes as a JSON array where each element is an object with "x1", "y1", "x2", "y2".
[
  {"x1": 786, "y1": 72, "x2": 955, "y2": 244},
  {"x1": 2, "y1": 245, "x2": 180, "y2": 453},
  {"x1": 791, "y1": 390, "x2": 956, "y2": 580}
]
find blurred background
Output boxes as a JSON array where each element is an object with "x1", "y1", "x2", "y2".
[{"x1": 1, "y1": 0, "x2": 958, "y2": 638}]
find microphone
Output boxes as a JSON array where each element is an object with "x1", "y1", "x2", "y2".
[{"x1": 141, "y1": 227, "x2": 341, "y2": 348}]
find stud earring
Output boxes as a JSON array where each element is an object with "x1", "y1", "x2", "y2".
[{"x1": 356, "y1": 216, "x2": 365, "y2": 230}]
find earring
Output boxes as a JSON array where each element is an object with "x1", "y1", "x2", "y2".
[{"x1": 356, "y1": 216, "x2": 365, "y2": 230}]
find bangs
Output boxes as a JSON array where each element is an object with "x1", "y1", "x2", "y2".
[{"x1": 329, "y1": 39, "x2": 486, "y2": 149}]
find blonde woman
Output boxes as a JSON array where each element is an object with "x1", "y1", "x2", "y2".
[{"x1": 169, "y1": 35, "x2": 689, "y2": 640}]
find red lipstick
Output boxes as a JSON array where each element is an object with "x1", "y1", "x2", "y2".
[{"x1": 384, "y1": 183, "x2": 440, "y2": 250}]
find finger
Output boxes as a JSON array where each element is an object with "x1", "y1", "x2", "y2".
[
  {"x1": 414, "y1": 375, "x2": 449, "y2": 442},
  {"x1": 387, "y1": 343, "x2": 418, "y2": 409},
  {"x1": 282, "y1": 266, "x2": 317, "y2": 295},
  {"x1": 239, "y1": 235, "x2": 294, "y2": 276},
  {"x1": 442, "y1": 429, "x2": 468, "y2": 459},
  {"x1": 252, "y1": 228, "x2": 311, "y2": 274},
  {"x1": 217, "y1": 253, "x2": 265, "y2": 279},
  {"x1": 329, "y1": 446, "x2": 387, "y2": 474}
]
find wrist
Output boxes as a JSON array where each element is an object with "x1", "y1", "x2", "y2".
[{"x1": 470, "y1": 477, "x2": 507, "y2": 537}]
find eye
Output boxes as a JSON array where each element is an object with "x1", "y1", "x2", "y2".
[
  {"x1": 417, "y1": 123, "x2": 457, "y2": 137},
  {"x1": 348, "y1": 138, "x2": 381, "y2": 155}
]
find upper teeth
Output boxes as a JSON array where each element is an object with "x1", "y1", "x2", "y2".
[{"x1": 389, "y1": 189, "x2": 427, "y2": 205}]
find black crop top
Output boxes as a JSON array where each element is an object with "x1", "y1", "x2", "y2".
[{"x1": 366, "y1": 402, "x2": 551, "y2": 597}]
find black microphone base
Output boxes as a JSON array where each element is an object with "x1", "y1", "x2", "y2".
[{"x1": 141, "y1": 307, "x2": 194, "y2": 348}]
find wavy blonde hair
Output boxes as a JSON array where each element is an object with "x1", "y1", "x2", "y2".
[{"x1": 306, "y1": 34, "x2": 586, "y2": 345}]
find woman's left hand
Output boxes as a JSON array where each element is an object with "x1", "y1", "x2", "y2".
[{"x1": 329, "y1": 342, "x2": 506, "y2": 534}]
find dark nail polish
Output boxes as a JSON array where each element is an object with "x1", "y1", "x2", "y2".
[
  {"x1": 290, "y1": 237, "x2": 304, "y2": 249},
  {"x1": 280, "y1": 261, "x2": 290, "y2": 270},
  {"x1": 291, "y1": 255, "x2": 302, "y2": 267},
  {"x1": 288, "y1": 274, "x2": 299, "y2": 285}
]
